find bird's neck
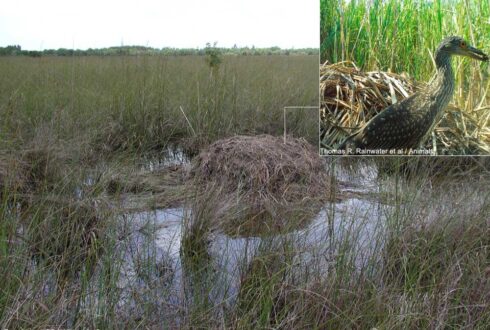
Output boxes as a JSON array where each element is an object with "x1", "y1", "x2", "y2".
[
  {"x1": 435, "y1": 49, "x2": 452, "y2": 70},
  {"x1": 430, "y1": 51, "x2": 455, "y2": 107}
]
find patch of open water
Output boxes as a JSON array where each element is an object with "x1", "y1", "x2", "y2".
[
  {"x1": 115, "y1": 163, "x2": 392, "y2": 311},
  {"x1": 102, "y1": 159, "x2": 489, "y2": 320}
]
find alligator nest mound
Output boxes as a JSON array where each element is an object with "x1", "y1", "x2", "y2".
[
  {"x1": 320, "y1": 61, "x2": 490, "y2": 155},
  {"x1": 190, "y1": 135, "x2": 331, "y2": 236}
]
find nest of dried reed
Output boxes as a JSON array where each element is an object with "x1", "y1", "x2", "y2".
[
  {"x1": 320, "y1": 61, "x2": 490, "y2": 155},
  {"x1": 190, "y1": 135, "x2": 331, "y2": 236}
]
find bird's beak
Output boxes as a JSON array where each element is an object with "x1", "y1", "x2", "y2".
[{"x1": 465, "y1": 45, "x2": 489, "y2": 61}]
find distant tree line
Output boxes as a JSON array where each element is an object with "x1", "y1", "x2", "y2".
[{"x1": 0, "y1": 44, "x2": 318, "y2": 57}]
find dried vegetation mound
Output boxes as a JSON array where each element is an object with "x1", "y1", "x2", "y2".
[
  {"x1": 191, "y1": 135, "x2": 330, "y2": 235},
  {"x1": 320, "y1": 61, "x2": 490, "y2": 155}
]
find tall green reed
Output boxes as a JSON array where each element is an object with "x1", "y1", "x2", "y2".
[{"x1": 321, "y1": 0, "x2": 489, "y2": 81}]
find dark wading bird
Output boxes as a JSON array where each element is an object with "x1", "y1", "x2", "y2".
[{"x1": 338, "y1": 36, "x2": 488, "y2": 154}]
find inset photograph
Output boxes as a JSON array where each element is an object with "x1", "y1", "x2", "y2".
[{"x1": 320, "y1": 0, "x2": 489, "y2": 155}]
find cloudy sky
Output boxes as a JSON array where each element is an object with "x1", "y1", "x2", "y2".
[{"x1": 0, "y1": 0, "x2": 319, "y2": 50}]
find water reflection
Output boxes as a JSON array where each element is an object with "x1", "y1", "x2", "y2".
[{"x1": 116, "y1": 174, "x2": 390, "y2": 310}]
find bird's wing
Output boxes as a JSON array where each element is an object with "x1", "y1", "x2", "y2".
[{"x1": 357, "y1": 96, "x2": 425, "y2": 150}]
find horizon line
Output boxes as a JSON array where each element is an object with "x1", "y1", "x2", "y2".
[{"x1": 0, "y1": 44, "x2": 320, "y2": 52}]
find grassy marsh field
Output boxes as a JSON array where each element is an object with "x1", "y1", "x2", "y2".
[
  {"x1": 0, "y1": 55, "x2": 319, "y2": 154},
  {"x1": 1, "y1": 50, "x2": 490, "y2": 329},
  {"x1": 0, "y1": 53, "x2": 322, "y2": 327}
]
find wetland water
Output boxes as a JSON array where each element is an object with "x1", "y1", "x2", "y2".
[
  {"x1": 113, "y1": 162, "x2": 394, "y2": 316},
  {"x1": 70, "y1": 156, "x2": 488, "y2": 325}
]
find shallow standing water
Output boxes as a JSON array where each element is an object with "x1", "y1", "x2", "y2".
[
  {"x1": 85, "y1": 156, "x2": 490, "y2": 324},
  {"x1": 112, "y1": 162, "x2": 396, "y2": 316}
]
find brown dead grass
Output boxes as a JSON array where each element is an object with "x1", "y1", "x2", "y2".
[
  {"x1": 106, "y1": 164, "x2": 188, "y2": 210},
  {"x1": 190, "y1": 135, "x2": 332, "y2": 236},
  {"x1": 27, "y1": 196, "x2": 106, "y2": 283},
  {"x1": 0, "y1": 153, "x2": 28, "y2": 197},
  {"x1": 1, "y1": 146, "x2": 66, "y2": 201}
]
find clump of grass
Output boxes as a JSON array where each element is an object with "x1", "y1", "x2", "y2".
[
  {"x1": 21, "y1": 147, "x2": 68, "y2": 192},
  {"x1": 0, "y1": 168, "x2": 115, "y2": 328},
  {"x1": 180, "y1": 187, "x2": 221, "y2": 329},
  {"x1": 385, "y1": 216, "x2": 490, "y2": 287},
  {"x1": 233, "y1": 242, "x2": 293, "y2": 328},
  {"x1": 1, "y1": 144, "x2": 72, "y2": 207},
  {"x1": 266, "y1": 275, "x2": 386, "y2": 329},
  {"x1": 0, "y1": 152, "x2": 28, "y2": 197},
  {"x1": 27, "y1": 197, "x2": 107, "y2": 283},
  {"x1": 181, "y1": 190, "x2": 214, "y2": 269},
  {"x1": 382, "y1": 203, "x2": 490, "y2": 327}
]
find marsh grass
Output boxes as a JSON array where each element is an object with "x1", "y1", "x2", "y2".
[
  {"x1": 2, "y1": 151, "x2": 490, "y2": 328},
  {"x1": 172, "y1": 157, "x2": 489, "y2": 329},
  {"x1": 0, "y1": 171, "x2": 113, "y2": 328},
  {"x1": 0, "y1": 55, "x2": 318, "y2": 156},
  {"x1": 0, "y1": 52, "x2": 319, "y2": 327},
  {"x1": 233, "y1": 240, "x2": 295, "y2": 328},
  {"x1": 226, "y1": 157, "x2": 488, "y2": 329},
  {"x1": 2, "y1": 50, "x2": 490, "y2": 328},
  {"x1": 0, "y1": 51, "x2": 316, "y2": 325},
  {"x1": 321, "y1": 0, "x2": 489, "y2": 80}
]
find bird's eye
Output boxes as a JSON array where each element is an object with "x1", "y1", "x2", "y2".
[{"x1": 461, "y1": 41, "x2": 467, "y2": 48}]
